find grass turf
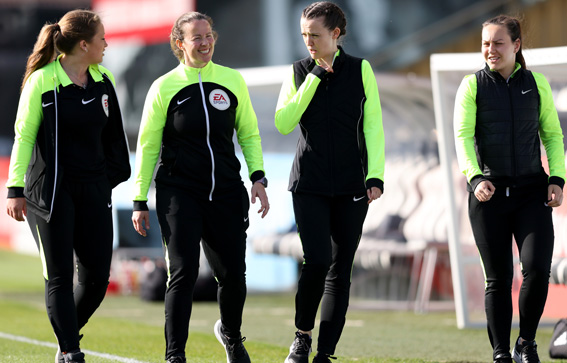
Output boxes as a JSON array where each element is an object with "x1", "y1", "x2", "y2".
[{"x1": 0, "y1": 248, "x2": 565, "y2": 362}]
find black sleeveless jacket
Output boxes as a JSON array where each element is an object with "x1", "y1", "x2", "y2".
[
  {"x1": 473, "y1": 64, "x2": 547, "y2": 189},
  {"x1": 289, "y1": 48, "x2": 369, "y2": 195}
]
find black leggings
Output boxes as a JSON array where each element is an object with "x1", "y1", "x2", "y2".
[
  {"x1": 27, "y1": 178, "x2": 113, "y2": 353},
  {"x1": 292, "y1": 192, "x2": 369, "y2": 355},
  {"x1": 468, "y1": 186, "x2": 554, "y2": 358},
  {"x1": 156, "y1": 185, "x2": 250, "y2": 360}
]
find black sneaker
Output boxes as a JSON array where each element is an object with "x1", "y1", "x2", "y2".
[
  {"x1": 214, "y1": 319, "x2": 251, "y2": 363},
  {"x1": 513, "y1": 339, "x2": 541, "y2": 363},
  {"x1": 312, "y1": 353, "x2": 337, "y2": 363},
  {"x1": 56, "y1": 335, "x2": 83, "y2": 363},
  {"x1": 62, "y1": 350, "x2": 85, "y2": 363},
  {"x1": 166, "y1": 356, "x2": 186, "y2": 363},
  {"x1": 55, "y1": 346, "x2": 64, "y2": 363},
  {"x1": 494, "y1": 352, "x2": 513, "y2": 363},
  {"x1": 284, "y1": 331, "x2": 312, "y2": 363}
]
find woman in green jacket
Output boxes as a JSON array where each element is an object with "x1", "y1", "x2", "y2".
[
  {"x1": 454, "y1": 15, "x2": 565, "y2": 363},
  {"x1": 131, "y1": 12, "x2": 269, "y2": 363},
  {"x1": 6, "y1": 10, "x2": 130, "y2": 363}
]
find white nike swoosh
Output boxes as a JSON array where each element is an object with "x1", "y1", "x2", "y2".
[
  {"x1": 177, "y1": 97, "x2": 191, "y2": 105},
  {"x1": 42, "y1": 102, "x2": 53, "y2": 107},
  {"x1": 82, "y1": 98, "x2": 96, "y2": 104},
  {"x1": 521, "y1": 89, "x2": 532, "y2": 95},
  {"x1": 244, "y1": 217, "x2": 249, "y2": 222},
  {"x1": 353, "y1": 196, "x2": 365, "y2": 202},
  {"x1": 107, "y1": 203, "x2": 112, "y2": 208}
]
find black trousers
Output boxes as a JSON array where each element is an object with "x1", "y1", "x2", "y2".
[
  {"x1": 27, "y1": 178, "x2": 113, "y2": 353},
  {"x1": 468, "y1": 186, "x2": 554, "y2": 358},
  {"x1": 156, "y1": 185, "x2": 249, "y2": 360},
  {"x1": 292, "y1": 192, "x2": 369, "y2": 355}
]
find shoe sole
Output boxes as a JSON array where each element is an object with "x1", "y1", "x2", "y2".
[
  {"x1": 214, "y1": 319, "x2": 231, "y2": 363},
  {"x1": 284, "y1": 349, "x2": 311, "y2": 363}
]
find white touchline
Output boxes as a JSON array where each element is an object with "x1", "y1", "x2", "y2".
[{"x1": 0, "y1": 332, "x2": 152, "y2": 363}]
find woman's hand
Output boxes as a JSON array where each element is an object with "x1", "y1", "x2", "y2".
[
  {"x1": 547, "y1": 184, "x2": 563, "y2": 207},
  {"x1": 474, "y1": 180, "x2": 495, "y2": 202},
  {"x1": 367, "y1": 187, "x2": 382, "y2": 204},
  {"x1": 316, "y1": 58, "x2": 334, "y2": 73},
  {"x1": 251, "y1": 183, "x2": 270, "y2": 218},
  {"x1": 132, "y1": 210, "x2": 150, "y2": 237},
  {"x1": 6, "y1": 197, "x2": 26, "y2": 221}
]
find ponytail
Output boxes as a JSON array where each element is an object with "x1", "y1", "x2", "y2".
[
  {"x1": 21, "y1": 10, "x2": 101, "y2": 92},
  {"x1": 21, "y1": 23, "x2": 59, "y2": 91}
]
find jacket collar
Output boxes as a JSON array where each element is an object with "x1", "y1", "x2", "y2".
[
  {"x1": 52, "y1": 55, "x2": 104, "y2": 89},
  {"x1": 177, "y1": 59, "x2": 214, "y2": 76},
  {"x1": 483, "y1": 62, "x2": 522, "y2": 82}
]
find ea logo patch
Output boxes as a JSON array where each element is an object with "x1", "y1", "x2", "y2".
[
  {"x1": 101, "y1": 94, "x2": 109, "y2": 117},
  {"x1": 209, "y1": 89, "x2": 230, "y2": 111}
]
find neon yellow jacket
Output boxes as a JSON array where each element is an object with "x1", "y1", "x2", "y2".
[{"x1": 133, "y1": 61, "x2": 265, "y2": 204}]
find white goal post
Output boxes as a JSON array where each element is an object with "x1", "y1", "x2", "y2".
[{"x1": 430, "y1": 46, "x2": 567, "y2": 329}]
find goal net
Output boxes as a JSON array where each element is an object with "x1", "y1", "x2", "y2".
[{"x1": 430, "y1": 46, "x2": 567, "y2": 328}]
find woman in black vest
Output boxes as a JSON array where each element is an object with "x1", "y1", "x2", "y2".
[
  {"x1": 454, "y1": 15, "x2": 565, "y2": 363},
  {"x1": 275, "y1": 2, "x2": 385, "y2": 362}
]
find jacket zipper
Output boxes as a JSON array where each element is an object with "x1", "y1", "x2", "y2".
[
  {"x1": 357, "y1": 97, "x2": 366, "y2": 180},
  {"x1": 325, "y1": 76, "x2": 334, "y2": 195},
  {"x1": 506, "y1": 80, "x2": 517, "y2": 178},
  {"x1": 50, "y1": 84, "x2": 59, "y2": 218},
  {"x1": 198, "y1": 71, "x2": 216, "y2": 201}
]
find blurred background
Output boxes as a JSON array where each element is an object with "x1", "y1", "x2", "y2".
[{"x1": 1, "y1": 0, "x2": 566, "y2": 324}]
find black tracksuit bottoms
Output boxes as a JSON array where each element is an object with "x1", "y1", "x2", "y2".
[
  {"x1": 27, "y1": 178, "x2": 113, "y2": 353},
  {"x1": 156, "y1": 184, "x2": 249, "y2": 360},
  {"x1": 292, "y1": 191, "x2": 369, "y2": 355},
  {"x1": 468, "y1": 186, "x2": 554, "y2": 357}
]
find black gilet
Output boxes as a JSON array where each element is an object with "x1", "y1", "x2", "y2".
[
  {"x1": 474, "y1": 64, "x2": 546, "y2": 187},
  {"x1": 289, "y1": 47, "x2": 367, "y2": 195}
]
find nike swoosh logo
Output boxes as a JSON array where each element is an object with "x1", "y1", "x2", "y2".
[
  {"x1": 353, "y1": 196, "x2": 365, "y2": 202},
  {"x1": 82, "y1": 98, "x2": 95, "y2": 104},
  {"x1": 42, "y1": 102, "x2": 53, "y2": 107},
  {"x1": 521, "y1": 89, "x2": 532, "y2": 95},
  {"x1": 244, "y1": 217, "x2": 249, "y2": 222},
  {"x1": 177, "y1": 97, "x2": 191, "y2": 105},
  {"x1": 107, "y1": 203, "x2": 112, "y2": 208}
]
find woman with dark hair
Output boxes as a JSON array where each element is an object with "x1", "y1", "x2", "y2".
[
  {"x1": 5, "y1": 9, "x2": 130, "y2": 363},
  {"x1": 131, "y1": 11, "x2": 269, "y2": 363},
  {"x1": 275, "y1": 2, "x2": 384, "y2": 362},
  {"x1": 454, "y1": 14, "x2": 565, "y2": 363}
]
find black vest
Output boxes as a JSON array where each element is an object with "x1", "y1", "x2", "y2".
[
  {"x1": 289, "y1": 48, "x2": 367, "y2": 195},
  {"x1": 474, "y1": 65, "x2": 546, "y2": 187}
]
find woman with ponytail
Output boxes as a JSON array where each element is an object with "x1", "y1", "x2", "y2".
[
  {"x1": 275, "y1": 2, "x2": 384, "y2": 362},
  {"x1": 454, "y1": 14, "x2": 565, "y2": 363},
  {"x1": 6, "y1": 9, "x2": 130, "y2": 363}
]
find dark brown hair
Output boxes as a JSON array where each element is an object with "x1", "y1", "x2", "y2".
[
  {"x1": 483, "y1": 14, "x2": 526, "y2": 70},
  {"x1": 170, "y1": 12, "x2": 216, "y2": 62},
  {"x1": 302, "y1": 1, "x2": 347, "y2": 40},
  {"x1": 22, "y1": 9, "x2": 102, "y2": 90}
]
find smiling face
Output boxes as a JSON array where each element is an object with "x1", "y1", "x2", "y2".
[
  {"x1": 482, "y1": 24, "x2": 520, "y2": 78},
  {"x1": 300, "y1": 16, "x2": 339, "y2": 64},
  {"x1": 176, "y1": 19, "x2": 215, "y2": 68}
]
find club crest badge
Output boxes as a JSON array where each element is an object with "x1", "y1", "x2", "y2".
[{"x1": 102, "y1": 94, "x2": 109, "y2": 117}]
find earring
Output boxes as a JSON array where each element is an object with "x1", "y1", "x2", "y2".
[{"x1": 83, "y1": 48, "x2": 88, "y2": 52}]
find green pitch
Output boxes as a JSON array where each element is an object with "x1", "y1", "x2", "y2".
[{"x1": 0, "y1": 248, "x2": 563, "y2": 362}]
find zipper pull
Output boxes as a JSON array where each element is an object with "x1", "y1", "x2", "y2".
[{"x1": 506, "y1": 187, "x2": 510, "y2": 197}]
